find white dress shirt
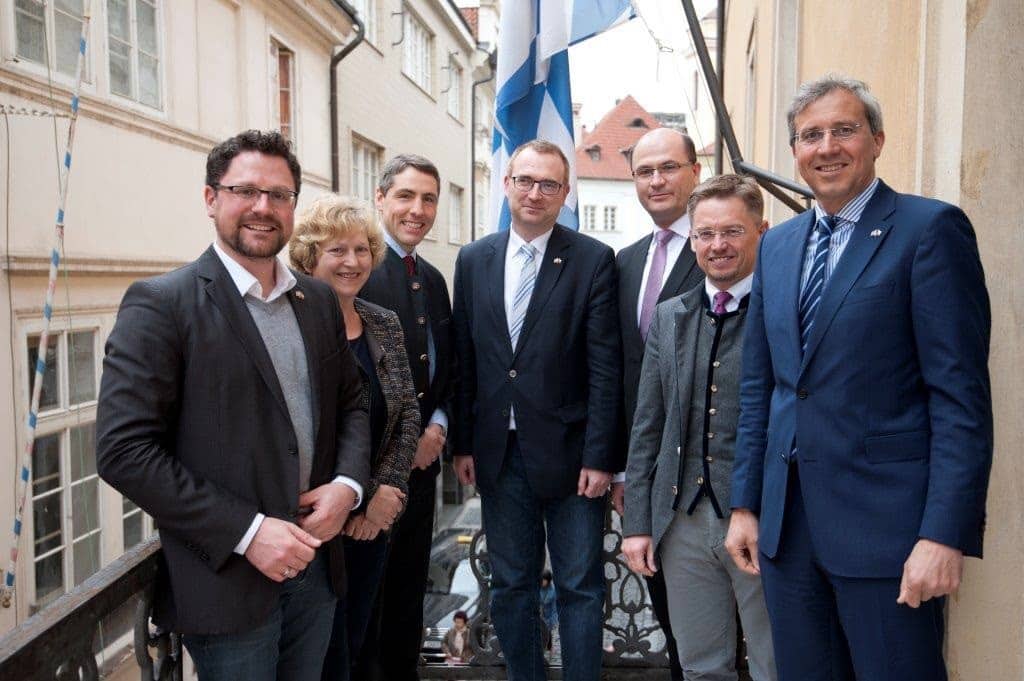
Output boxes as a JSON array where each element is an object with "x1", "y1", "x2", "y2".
[
  {"x1": 704, "y1": 273, "x2": 754, "y2": 313},
  {"x1": 635, "y1": 214, "x2": 692, "y2": 325},
  {"x1": 211, "y1": 243, "x2": 363, "y2": 555},
  {"x1": 504, "y1": 226, "x2": 554, "y2": 429}
]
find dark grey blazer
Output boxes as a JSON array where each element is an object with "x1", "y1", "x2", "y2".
[
  {"x1": 615, "y1": 232, "x2": 702, "y2": 470},
  {"x1": 623, "y1": 285, "x2": 711, "y2": 552},
  {"x1": 96, "y1": 246, "x2": 370, "y2": 635}
]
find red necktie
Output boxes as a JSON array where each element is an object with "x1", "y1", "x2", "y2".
[{"x1": 403, "y1": 255, "x2": 417, "y2": 277}]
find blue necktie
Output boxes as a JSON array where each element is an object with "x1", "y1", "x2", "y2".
[
  {"x1": 509, "y1": 244, "x2": 537, "y2": 349},
  {"x1": 798, "y1": 215, "x2": 837, "y2": 354}
]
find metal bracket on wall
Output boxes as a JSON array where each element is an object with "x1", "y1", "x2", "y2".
[
  {"x1": 391, "y1": 2, "x2": 406, "y2": 46},
  {"x1": 440, "y1": 51, "x2": 460, "y2": 94}
]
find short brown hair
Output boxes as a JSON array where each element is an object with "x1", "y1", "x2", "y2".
[
  {"x1": 506, "y1": 140, "x2": 570, "y2": 185},
  {"x1": 377, "y1": 153, "x2": 441, "y2": 196},
  {"x1": 686, "y1": 174, "x2": 764, "y2": 222},
  {"x1": 289, "y1": 194, "x2": 386, "y2": 274}
]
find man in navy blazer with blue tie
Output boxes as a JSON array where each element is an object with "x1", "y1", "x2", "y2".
[
  {"x1": 451, "y1": 140, "x2": 621, "y2": 681},
  {"x1": 725, "y1": 75, "x2": 992, "y2": 680}
]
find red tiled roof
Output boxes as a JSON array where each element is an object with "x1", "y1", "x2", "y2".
[
  {"x1": 575, "y1": 96, "x2": 661, "y2": 180},
  {"x1": 460, "y1": 8, "x2": 479, "y2": 39}
]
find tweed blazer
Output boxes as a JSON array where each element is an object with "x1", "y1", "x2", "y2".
[{"x1": 354, "y1": 298, "x2": 420, "y2": 504}]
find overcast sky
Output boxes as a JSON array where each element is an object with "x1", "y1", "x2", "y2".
[{"x1": 568, "y1": 0, "x2": 716, "y2": 128}]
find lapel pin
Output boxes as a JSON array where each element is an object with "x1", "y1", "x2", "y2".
[
  {"x1": 294, "y1": 290, "x2": 305, "y2": 300},
  {"x1": 869, "y1": 229, "x2": 883, "y2": 237},
  {"x1": 553, "y1": 257, "x2": 563, "y2": 265}
]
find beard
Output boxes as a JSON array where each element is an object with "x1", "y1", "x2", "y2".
[{"x1": 220, "y1": 220, "x2": 286, "y2": 259}]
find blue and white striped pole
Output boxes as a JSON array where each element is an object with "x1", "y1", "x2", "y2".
[{"x1": 3, "y1": 4, "x2": 91, "y2": 608}]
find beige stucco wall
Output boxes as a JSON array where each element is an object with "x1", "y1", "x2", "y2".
[
  {"x1": 335, "y1": 0, "x2": 479, "y2": 284},
  {"x1": 722, "y1": 1, "x2": 1023, "y2": 678}
]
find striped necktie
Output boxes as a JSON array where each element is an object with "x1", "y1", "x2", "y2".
[
  {"x1": 508, "y1": 243, "x2": 537, "y2": 349},
  {"x1": 798, "y1": 215, "x2": 837, "y2": 353}
]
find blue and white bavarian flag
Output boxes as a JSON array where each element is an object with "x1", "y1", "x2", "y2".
[{"x1": 489, "y1": 0, "x2": 634, "y2": 232}]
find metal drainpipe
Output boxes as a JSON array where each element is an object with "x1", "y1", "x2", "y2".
[
  {"x1": 714, "y1": 0, "x2": 725, "y2": 175},
  {"x1": 470, "y1": 50, "x2": 497, "y2": 242},
  {"x1": 329, "y1": 0, "x2": 366, "y2": 192}
]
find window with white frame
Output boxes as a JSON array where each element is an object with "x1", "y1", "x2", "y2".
[
  {"x1": 603, "y1": 206, "x2": 617, "y2": 231},
  {"x1": 26, "y1": 329, "x2": 103, "y2": 609},
  {"x1": 448, "y1": 184, "x2": 464, "y2": 244},
  {"x1": 446, "y1": 56, "x2": 463, "y2": 119},
  {"x1": 402, "y1": 11, "x2": 432, "y2": 93},
  {"x1": 351, "y1": 136, "x2": 382, "y2": 203},
  {"x1": 582, "y1": 205, "x2": 597, "y2": 231},
  {"x1": 14, "y1": 0, "x2": 88, "y2": 78},
  {"x1": 349, "y1": 0, "x2": 377, "y2": 44},
  {"x1": 270, "y1": 40, "x2": 295, "y2": 143},
  {"x1": 107, "y1": 0, "x2": 161, "y2": 108}
]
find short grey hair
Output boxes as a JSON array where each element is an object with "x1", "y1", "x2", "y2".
[{"x1": 787, "y1": 74, "x2": 884, "y2": 144}]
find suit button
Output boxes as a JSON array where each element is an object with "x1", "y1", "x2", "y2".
[
  {"x1": 707, "y1": 432, "x2": 715, "y2": 439},
  {"x1": 798, "y1": 388, "x2": 808, "y2": 399},
  {"x1": 671, "y1": 485, "x2": 677, "y2": 495},
  {"x1": 712, "y1": 360, "x2": 721, "y2": 368},
  {"x1": 416, "y1": 315, "x2": 426, "y2": 325},
  {"x1": 288, "y1": 447, "x2": 297, "y2": 456},
  {"x1": 708, "y1": 407, "x2": 717, "y2": 415},
  {"x1": 709, "y1": 318, "x2": 716, "y2": 326},
  {"x1": 411, "y1": 282, "x2": 422, "y2": 291},
  {"x1": 416, "y1": 392, "x2": 425, "y2": 399},
  {"x1": 508, "y1": 369, "x2": 517, "y2": 378},
  {"x1": 710, "y1": 384, "x2": 718, "y2": 393},
  {"x1": 706, "y1": 456, "x2": 713, "y2": 462},
  {"x1": 697, "y1": 476, "x2": 704, "y2": 485},
  {"x1": 420, "y1": 353, "x2": 429, "y2": 362},
  {"x1": 502, "y1": 408, "x2": 509, "y2": 417}
]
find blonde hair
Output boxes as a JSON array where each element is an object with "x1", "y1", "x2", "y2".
[{"x1": 289, "y1": 194, "x2": 386, "y2": 274}]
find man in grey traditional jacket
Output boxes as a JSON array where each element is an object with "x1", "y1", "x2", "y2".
[{"x1": 622, "y1": 174, "x2": 776, "y2": 681}]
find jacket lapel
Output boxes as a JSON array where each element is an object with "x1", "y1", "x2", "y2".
[
  {"x1": 622, "y1": 235, "x2": 651, "y2": 341},
  {"x1": 660, "y1": 239, "x2": 699, "y2": 301},
  {"x1": 800, "y1": 182, "x2": 896, "y2": 374},
  {"x1": 197, "y1": 247, "x2": 291, "y2": 422},
  {"x1": 777, "y1": 212, "x2": 816, "y2": 365},
  {"x1": 486, "y1": 230, "x2": 511, "y2": 348},
  {"x1": 514, "y1": 225, "x2": 570, "y2": 358},
  {"x1": 672, "y1": 289, "x2": 702, "y2": 443},
  {"x1": 288, "y1": 281, "x2": 321, "y2": 438}
]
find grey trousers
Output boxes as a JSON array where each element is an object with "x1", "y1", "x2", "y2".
[{"x1": 659, "y1": 501, "x2": 777, "y2": 681}]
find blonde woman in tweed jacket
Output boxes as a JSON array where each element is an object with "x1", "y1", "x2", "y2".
[{"x1": 289, "y1": 195, "x2": 420, "y2": 681}]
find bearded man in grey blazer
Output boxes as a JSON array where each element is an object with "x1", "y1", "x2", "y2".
[{"x1": 622, "y1": 174, "x2": 775, "y2": 681}]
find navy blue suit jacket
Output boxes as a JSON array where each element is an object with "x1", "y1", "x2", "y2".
[
  {"x1": 452, "y1": 225, "x2": 622, "y2": 500},
  {"x1": 731, "y1": 181, "x2": 992, "y2": 578}
]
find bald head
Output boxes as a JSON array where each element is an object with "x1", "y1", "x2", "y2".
[
  {"x1": 631, "y1": 128, "x2": 697, "y2": 170},
  {"x1": 630, "y1": 128, "x2": 702, "y2": 228}
]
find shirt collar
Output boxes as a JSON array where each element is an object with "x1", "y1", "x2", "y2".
[
  {"x1": 508, "y1": 225, "x2": 554, "y2": 258},
  {"x1": 652, "y1": 213, "x2": 691, "y2": 240},
  {"x1": 814, "y1": 177, "x2": 880, "y2": 224},
  {"x1": 212, "y1": 241, "x2": 296, "y2": 302},
  {"x1": 383, "y1": 229, "x2": 414, "y2": 259},
  {"x1": 704, "y1": 272, "x2": 754, "y2": 308}
]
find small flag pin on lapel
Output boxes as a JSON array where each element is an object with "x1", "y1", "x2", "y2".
[
  {"x1": 870, "y1": 229, "x2": 882, "y2": 237},
  {"x1": 553, "y1": 257, "x2": 563, "y2": 265},
  {"x1": 294, "y1": 290, "x2": 305, "y2": 300}
]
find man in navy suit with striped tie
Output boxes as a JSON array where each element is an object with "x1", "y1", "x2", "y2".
[
  {"x1": 451, "y1": 140, "x2": 621, "y2": 681},
  {"x1": 725, "y1": 75, "x2": 992, "y2": 680}
]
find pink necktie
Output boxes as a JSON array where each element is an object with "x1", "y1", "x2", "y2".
[
  {"x1": 712, "y1": 290, "x2": 733, "y2": 315},
  {"x1": 639, "y1": 229, "x2": 676, "y2": 341}
]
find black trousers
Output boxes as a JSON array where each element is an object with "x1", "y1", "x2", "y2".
[{"x1": 357, "y1": 469, "x2": 437, "y2": 681}]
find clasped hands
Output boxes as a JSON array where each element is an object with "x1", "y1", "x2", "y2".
[{"x1": 245, "y1": 482, "x2": 356, "y2": 583}]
